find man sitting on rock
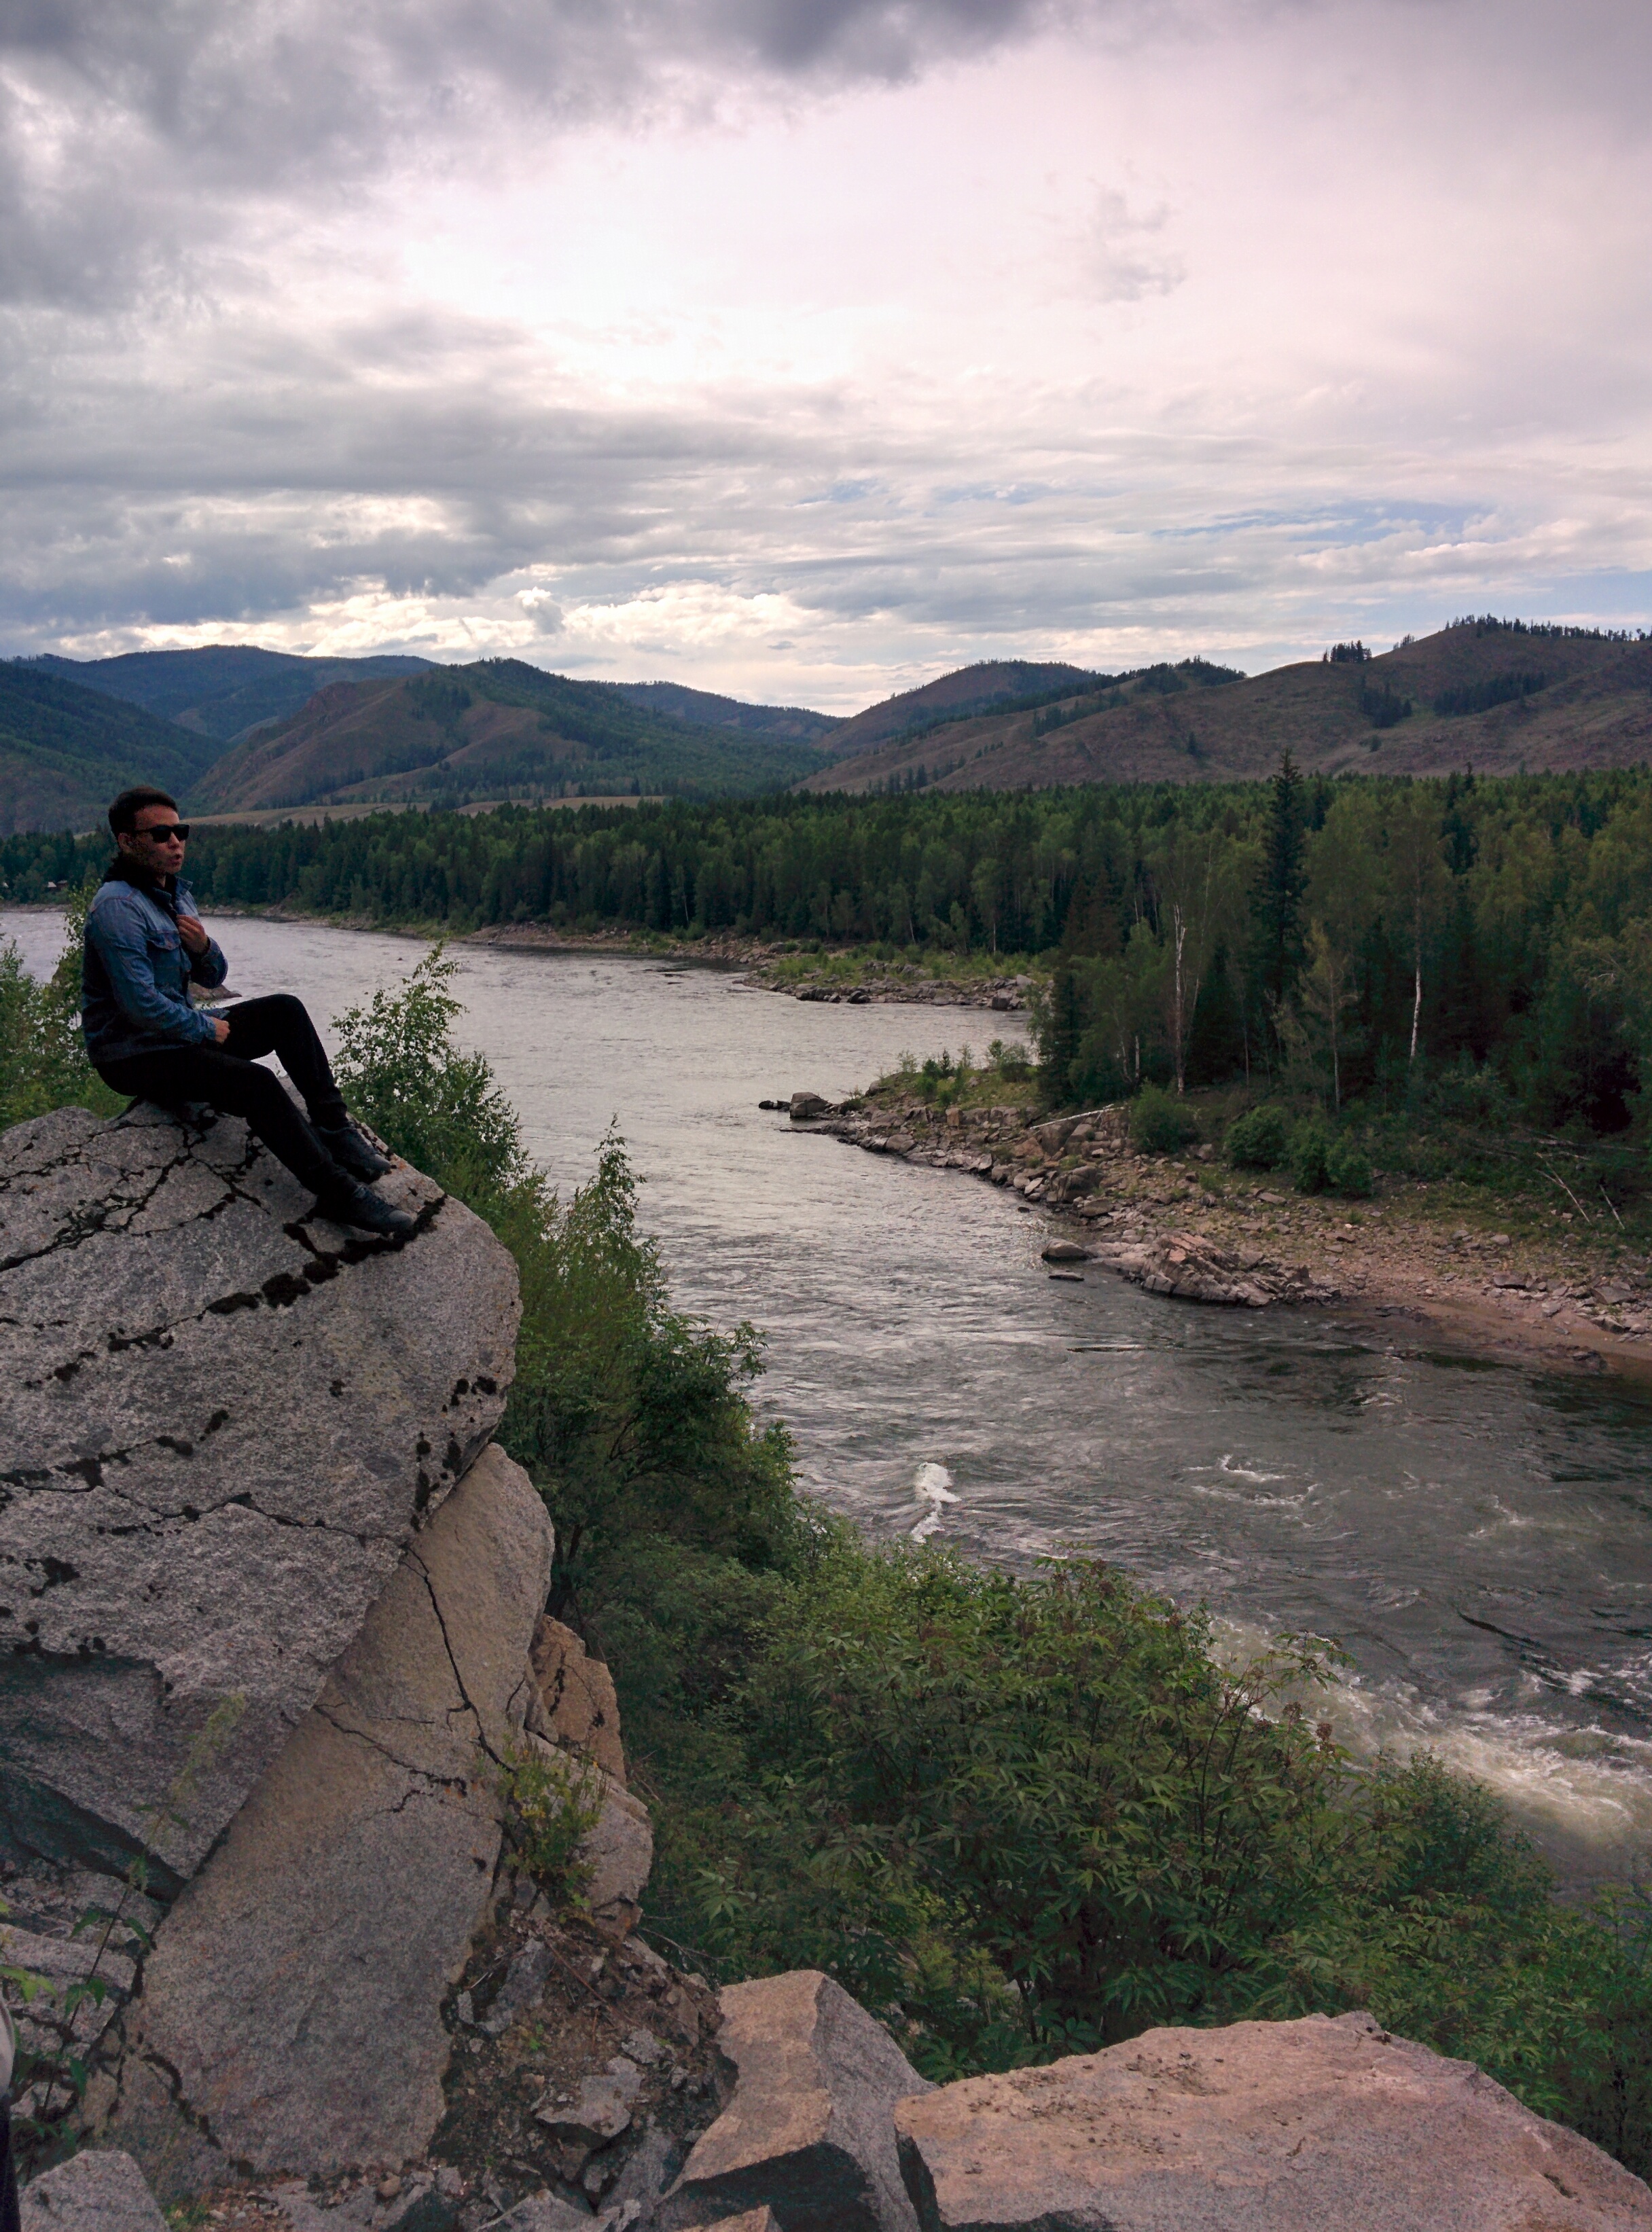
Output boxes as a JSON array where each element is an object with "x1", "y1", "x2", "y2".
[{"x1": 82, "y1": 785, "x2": 415, "y2": 1238}]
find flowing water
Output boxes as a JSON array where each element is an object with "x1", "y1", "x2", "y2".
[{"x1": 9, "y1": 910, "x2": 1652, "y2": 1881}]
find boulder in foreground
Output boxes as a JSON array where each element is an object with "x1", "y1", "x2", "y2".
[
  {"x1": 92, "y1": 1443, "x2": 553, "y2": 2196},
  {"x1": 894, "y1": 2009, "x2": 1652, "y2": 2231},
  {"x1": 0, "y1": 1102, "x2": 520, "y2": 1890},
  {"x1": 660, "y1": 1968, "x2": 931, "y2": 2232}
]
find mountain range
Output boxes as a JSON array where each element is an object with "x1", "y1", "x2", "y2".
[
  {"x1": 799, "y1": 626, "x2": 1652, "y2": 795},
  {"x1": 1, "y1": 623, "x2": 1647, "y2": 835}
]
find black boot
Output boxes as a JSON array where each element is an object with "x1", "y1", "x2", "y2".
[
  {"x1": 316, "y1": 1121, "x2": 393, "y2": 1181},
  {"x1": 313, "y1": 1177, "x2": 416, "y2": 1238}
]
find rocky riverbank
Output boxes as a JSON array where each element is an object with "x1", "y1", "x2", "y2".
[{"x1": 791, "y1": 1090, "x2": 1652, "y2": 1380}]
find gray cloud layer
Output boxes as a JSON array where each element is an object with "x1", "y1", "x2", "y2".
[{"x1": 1, "y1": 0, "x2": 1648, "y2": 687}]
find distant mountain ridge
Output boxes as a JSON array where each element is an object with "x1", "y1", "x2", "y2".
[
  {"x1": 613, "y1": 680, "x2": 841, "y2": 746},
  {"x1": 192, "y1": 658, "x2": 838, "y2": 810},
  {"x1": 797, "y1": 623, "x2": 1652, "y2": 795},
  {"x1": 824, "y1": 660, "x2": 1100, "y2": 760},
  {"x1": 0, "y1": 664, "x2": 223, "y2": 838},
  {"x1": 3, "y1": 621, "x2": 1648, "y2": 838},
  {"x1": 29, "y1": 646, "x2": 435, "y2": 744}
]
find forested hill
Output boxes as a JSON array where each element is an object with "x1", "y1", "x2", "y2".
[
  {"x1": 194, "y1": 659, "x2": 840, "y2": 810},
  {"x1": 800, "y1": 621, "x2": 1652, "y2": 795},
  {"x1": 613, "y1": 680, "x2": 840, "y2": 745},
  {"x1": 9, "y1": 765, "x2": 1649, "y2": 1142},
  {"x1": 0, "y1": 663, "x2": 221, "y2": 837},
  {"x1": 821, "y1": 660, "x2": 1102, "y2": 761},
  {"x1": 29, "y1": 645, "x2": 434, "y2": 745}
]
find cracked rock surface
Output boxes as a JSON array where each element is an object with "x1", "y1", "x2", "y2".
[
  {"x1": 0, "y1": 1102, "x2": 520, "y2": 1890},
  {"x1": 93, "y1": 1443, "x2": 554, "y2": 2194},
  {"x1": 893, "y1": 2011, "x2": 1652, "y2": 2231}
]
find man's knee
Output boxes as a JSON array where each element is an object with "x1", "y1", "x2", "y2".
[{"x1": 238, "y1": 1062, "x2": 299, "y2": 1121}]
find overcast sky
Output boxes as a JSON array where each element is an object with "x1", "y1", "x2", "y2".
[{"x1": 1, "y1": 0, "x2": 1649, "y2": 707}]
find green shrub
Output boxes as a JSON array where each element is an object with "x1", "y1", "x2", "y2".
[
  {"x1": 497, "y1": 1738, "x2": 603, "y2": 1898},
  {"x1": 1291, "y1": 1115, "x2": 1331, "y2": 1194},
  {"x1": 0, "y1": 886, "x2": 123, "y2": 1132},
  {"x1": 1327, "y1": 1137, "x2": 1375, "y2": 1198},
  {"x1": 1225, "y1": 1102, "x2": 1289, "y2": 1168},
  {"x1": 1130, "y1": 1081, "x2": 1198, "y2": 1154}
]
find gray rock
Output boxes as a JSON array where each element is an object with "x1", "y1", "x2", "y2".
[
  {"x1": 694, "y1": 2216, "x2": 778, "y2": 2232},
  {"x1": 20, "y1": 2148, "x2": 166, "y2": 2231},
  {"x1": 0, "y1": 1102, "x2": 520, "y2": 1891},
  {"x1": 660, "y1": 1968, "x2": 931, "y2": 2232},
  {"x1": 893, "y1": 2010, "x2": 1652, "y2": 2231},
  {"x1": 578, "y1": 1775, "x2": 654, "y2": 1936},
  {"x1": 1091, "y1": 1231, "x2": 1274, "y2": 1308},
  {"x1": 480, "y1": 1938, "x2": 558, "y2": 2035},
  {"x1": 1040, "y1": 1240, "x2": 1089, "y2": 1263},
  {"x1": 500, "y1": 2196, "x2": 595, "y2": 2232},
  {"x1": 788, "y1": 1094, "x2": 831, "y2": 1121},
  {"x1": 605, "y1": 2124, "x2": 689, "y2": 2210},
  {"x1": 538, "y1": 2057, "x2": 644, "y2": 2146},
  {"x1": 96, "y1": 1443, "x2": 553, "y2": 2195}
]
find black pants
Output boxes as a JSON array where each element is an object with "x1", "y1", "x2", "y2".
[{"x1": 96, "y1": 994, "x2": 348, "y2": 1195}]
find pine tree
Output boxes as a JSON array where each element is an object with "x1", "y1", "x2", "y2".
[{"x1": 1248, "y1": 751, "x2": 1308, "y2": 1033}]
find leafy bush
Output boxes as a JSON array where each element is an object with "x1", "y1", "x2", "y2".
[
  {"x1": 497, "y1": 1739, "x2": 603, "y2": 1898},
  {"x1": 1428, "y1": 1051, "x2": 1514, "y2": 1126},
  {"x1": 333, "y1": 946, "x2": 524, "y2": 1204},
  {"x1": 0, "y1": 886, "x2": 122, "y2": 1132},
  {"x1": 987, "y1": 1037, "x2": 1032, "y2": 1083},
  {"x1": 1326, "y1": 1137, "x2": 1375, "y2": 1198},
  {"x1": 1291, "y1": 1115, "x2": 1331, "y2": 1194},
  {"x1": 1130, "y1": 1081, "x2": 1198, "y2": 1154},
  {"x1": 1225, "y1": 1102, "x2": 1289, "y2": 1168}
]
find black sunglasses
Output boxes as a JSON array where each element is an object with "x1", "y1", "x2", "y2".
[{"x1": 137, "y1": 823, "x2": 190, "y2": 843}]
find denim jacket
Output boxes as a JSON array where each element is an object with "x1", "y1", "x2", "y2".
[{"x1": 82, "y1": 869, "x2": 229, "y2": 1065}]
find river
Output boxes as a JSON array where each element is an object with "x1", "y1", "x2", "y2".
[{"x1": 7, "y1": 909, "x2": 1652, "y2": 1882}]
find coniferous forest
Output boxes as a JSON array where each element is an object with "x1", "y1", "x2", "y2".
[{"x1": 4, "y1": 760, "x2": 1651, "y2": 1142}]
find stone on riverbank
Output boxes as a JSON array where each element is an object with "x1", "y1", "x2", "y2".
[
  {"x1": 893, "y1": 2010, "x2": 1652, "y2": 2231},
  {"x1": 1091, "y1": 1230, "x2": 1281, "y2": 1307},
  {"x1": 92, "y1": 1443, "x2": 553, "y2": 2197},
  {"x1": 0, "y1": 1100, "x2": 519, "y2": 1891}
]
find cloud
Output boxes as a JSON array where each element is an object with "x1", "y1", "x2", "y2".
[
  {"x1": 1082, "y1": 187, "x2": 1183, "y2": 302},
  {"x1": 1, "y1": 0, "x2": 1650, "y2": 706}
]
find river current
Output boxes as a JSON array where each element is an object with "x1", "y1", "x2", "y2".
[{"x1": 9, "y1": 910, "x2": 1652, "y2": 1882}]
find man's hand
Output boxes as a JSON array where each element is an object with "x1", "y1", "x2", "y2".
[
  {"x1": 177, "y1": 913, "x2": 210, "y2": 956},
  {"x1": 213, "y1": 1018, "x2": 231, "y2": 1045}
]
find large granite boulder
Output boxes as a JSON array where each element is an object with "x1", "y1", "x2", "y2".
[
  {"x1": 661, "y1": 1969, "x2": 931, "y2": 2232},
  {"x1": 0, "y1": 1101, "x2": 519, "y2": 1890},
  {"x1": 894, "y1": 2009, "x2": 1652, "y2": 2231},
  {"x1": 92, "y1": 1443, "x2": 554, "y2": 2196}
]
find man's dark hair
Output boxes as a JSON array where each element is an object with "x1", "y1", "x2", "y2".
[{"x1": 108, "y1": 785, "x2": 179, "y2": 838}]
